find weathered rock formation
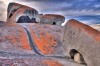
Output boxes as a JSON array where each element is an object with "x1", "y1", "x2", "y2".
[
  {"x1": 0, "y1": 21, "x2": 87, "y2": 66},
  {"x1": 7, "y1": 2, "x2": 39, "y2": 23},
  {"x1": 0, "y1": 21, "x2": 65, "y2": 56},
  {"x1": 7, "y1": 2, "x2": 65, "y2": 26},
  {"x1": 62, "y1": 19, "x2": 100, "y2": 66},
  {"x1": 0, "y1": 2, "x2": 100, "y2": 66},
  {"x1": 40, "y1": 14, "x2": 65, "y2": 26}
]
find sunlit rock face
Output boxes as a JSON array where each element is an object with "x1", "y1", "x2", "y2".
[
  {"x1": 7, "y1": 2, "x2": 39, "y2": 23},
  {"x1": 40, "y1": 14, "x2": 65, "y2": 26},
  {"x1": 62, "y1": 19, "x2": 100, "y2": 66}
]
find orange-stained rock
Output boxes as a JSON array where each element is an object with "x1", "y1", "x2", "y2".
[
  {"x1": 0, "y1": 20, "x2": 65, "y2": 56},
  {"x1": 42, "y1": 60, "x2": 63, "y2": 66},
  {"x1": 0, "y1": 22, "x2": 34, "y2": 54},
  {"x1": 30, "y1": 27, "x2": 57, "y2": 55},
  {"x1": 62, "y1": 19, "x2": 100, "y2": 66},
  {"x1": 20, "y1": 23, "x2": 65, "y2": 56},
  {"x1": 40, "y1": 14, "x2": 65, "y2": 26}
]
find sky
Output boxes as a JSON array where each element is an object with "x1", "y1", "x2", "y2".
[{"x1": 0, "y1": 0, "x2": 100, "y2": 24}]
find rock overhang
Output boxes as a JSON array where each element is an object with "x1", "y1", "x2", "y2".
[{"x1": 7, "y1": 2, "x2": 39, "y2": 23}]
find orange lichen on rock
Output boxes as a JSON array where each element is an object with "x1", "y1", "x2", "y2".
[
  {"x1": 5, "y1": 36, "x2": 17, "y2": 43},
  {"x1": 18, "y1": 29, "x2": 31, "y2": 50},
  {"x1": 30, "y1": 26, "x2": 57, "y2": 54},
  {"x1": 2, "y1": 23, "x2": 31, "y2": 50},
  {"x1": 42, "y1": 60, "x2": 63, "y2": 66},
  {"x1": 67, "y1": 19, "x2": 100, "y2": 41},
  {"x1": 16, "y1": 25, "x2": 31, "y2": 50}
]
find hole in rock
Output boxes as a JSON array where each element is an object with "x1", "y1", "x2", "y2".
[
  {"x1": 69, "y1": 49, "x2": 87, "y2": 65},
  {"x1": 53, "y1": 22, "x2": 56, "y2": 25},
  {"x1": 17, "y1": 16, "x2": 36, "y2": 23}
]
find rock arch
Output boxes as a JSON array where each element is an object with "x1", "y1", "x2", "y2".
[
  {"x1": 69, "y1": 49, "x2": 87, "y2": 65},
  {"x1": 62, "y1": 19, "x2": 100, "y2": 66},
  {"x1": 7, "y1": 2, "x2": 39, "y2": 23}
]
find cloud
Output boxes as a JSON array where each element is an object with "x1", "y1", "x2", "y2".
[
  {"x1": 94, "y1": 4, "x2": 100, "y2": 8},
  {"x1": 2, "y1": 0, "x2": 100, "y2": 16},
  {"x1": 0, "y1": 0, "x2": 7, "y2": 21},
  {"x1": 66, "y1": 15, "x2": 100, "y2": 24},
  {"x1": 16, "y1": 0, "x2": 100, "y2": 16}
]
